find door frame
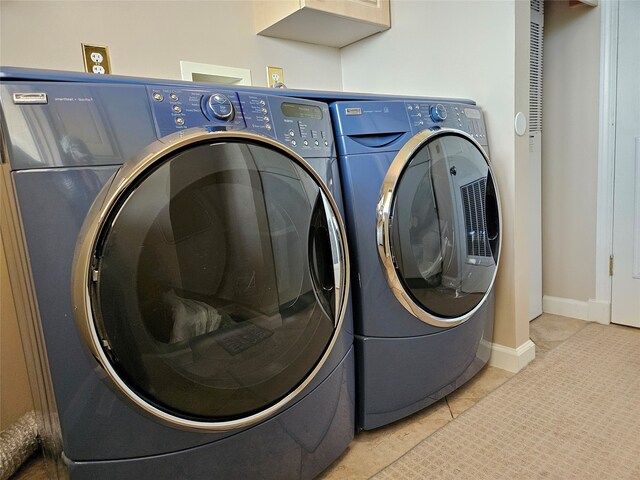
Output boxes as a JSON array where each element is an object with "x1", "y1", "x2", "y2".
[{"x1": 594, "y1": 0, "x2": 619, "y2": 323}]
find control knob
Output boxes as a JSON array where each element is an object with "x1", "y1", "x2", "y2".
[
  {"x1": 206, "y1": 93, "x2": 235, "y2": 121},
  {"x1": 430, "y1": 103, "x2": 447, "y2": 122}
]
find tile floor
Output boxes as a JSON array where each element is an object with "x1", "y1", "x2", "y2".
[
  {"x1": 12, "y1": 313, "x2": 588, "y2": 480},
  {"x1": 318, "y1": 313, "x2": 589, "y2": 479}
]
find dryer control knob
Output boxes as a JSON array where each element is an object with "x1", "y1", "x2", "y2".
[
  {"x1": 430, "y1": 103, "x2": 447, "y2": 122},
  {"x1": 206, "y1": 94, "x2": 235, "y2": 121}
]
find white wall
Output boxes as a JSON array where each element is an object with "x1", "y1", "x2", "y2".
[
  {"x1": 341, "y1": 0, "x2": 531, "y2": 349},
  {"x1": 542, "y1": 1, "x2": 600, "y2": 302},
  {"x1": 0, "y1": 0, "x2": 343, "y2": 91}
]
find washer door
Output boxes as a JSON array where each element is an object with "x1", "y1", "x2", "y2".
[
  {"x1": 377, "y1": 129, "x2": 501, "y2": 327},
  {"x1": 73, "y1": 130, "x2": 348, "y2": 430}
]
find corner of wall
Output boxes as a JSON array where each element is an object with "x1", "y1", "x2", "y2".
[{"x1": 488, "y1": 339, "x2": 536, "y2": 373}]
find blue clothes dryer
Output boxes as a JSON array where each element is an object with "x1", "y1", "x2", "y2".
[
  {"x1": 0, "y1": 70, "x2": 354, "y2": 479},
  {"x1": 330, "y1": 100, "x2": 501, "y2": 430}
]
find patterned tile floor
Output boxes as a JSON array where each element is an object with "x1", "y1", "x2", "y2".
[
  {"x1": 11, "y1": 313, "x2": 587, "y2": 479},
  {"x1": 319, "y1": 313, "x2": 588, "y2": 479}
]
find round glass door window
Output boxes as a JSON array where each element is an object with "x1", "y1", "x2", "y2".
[
  {"x1": 378, "y1": 130, "x2": 500, "y2": 325},
  {"x1": 82, "y1": 136, "x2": 346, "y2": 426}
]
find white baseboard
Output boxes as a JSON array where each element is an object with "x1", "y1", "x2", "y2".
[
  {"x1": 587, "y1": 299, "x2": 611, "y2": 324},
  {"x1": 488, "y1": 339, "x2": 536, "y2": 373},
  {"x1": 542, "y1": 295, "x2": 611, "y2": 324}
]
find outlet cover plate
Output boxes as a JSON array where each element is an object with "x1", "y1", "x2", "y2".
[
  {"x1": 82, "y1": 44, "x2": 111, "y2": 75},
  {"x1": 266, "y1": 66, "x2": 284, "y2": 88}
]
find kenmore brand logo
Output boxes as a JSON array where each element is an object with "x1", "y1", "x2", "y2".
[
  {"x1": 345, "y1": 107, "x2": 362, "y2": 116},
  {"x1": 13, "y1": 93, "x2": 48, "y2": 104}
]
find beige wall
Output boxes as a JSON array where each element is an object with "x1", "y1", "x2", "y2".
[
  {"x1": 341, "y1": 0, "x2": 531, "y2": 349},
  {"x1": 0, "y1": 0, "x2": 343, "y2": 91},
  {"x1": 1, "y1": 233, "x2": 34, "y2": 430},
  {"x1": 542, "y1": 1, "x2": 600, "y2": 302}
]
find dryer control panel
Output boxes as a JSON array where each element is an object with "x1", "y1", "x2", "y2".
[
  {"x1": 148, "y1": 86, "x2": 334, "y2": 158},
  {"x1": 331, "y1": 99, "x2": 489, "y2": 158}
]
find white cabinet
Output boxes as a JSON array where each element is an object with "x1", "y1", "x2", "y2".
[{"x1": 255, "y1": 0, "x2": 390, "y2": 48}]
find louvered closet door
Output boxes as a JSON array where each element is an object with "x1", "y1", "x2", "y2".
[
  {"x1": 377, "y1": 129, "x2": 501, "y2": 327},
  {"x1": 528, "y1": 0, "x2": 544, "y2": 320}
]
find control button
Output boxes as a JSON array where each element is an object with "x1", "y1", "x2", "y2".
[
  {"x1": 172, "y1": 105, "x2": 182, "y2": 113},
  {"x1": 264, "y1": 116, "x2": 270, "y2": 123},
  {"x1": 207, "y1": 93, "x2": 234, "y2": 121},
  {"x1": 289, "y1": 129, "x2": 295, "y2": 137},
  {"x1": 259, "y1": 99, "x2": 266, "y2": 106},
  {"x1": 265, "y1": 124, "x2": 272, "y2": 131},
  {"x1": 291, "y1": 140, "x2": 297, "y2": 146},
  {"x1": 262, "y1": 108, "x2": 268, "y2": 114},
  {"x1": 175, "y1": 117, "x2": 185, "y2": 126},
  {"x1": 324, "y1": 141, "x2": 329, "y2": 146},
  {"x1": 417, "y1": 113, "x2": 422, "y2": 117},
  {"x1": 407, "y1": 105, "x2": 413, "y2": 111},
  {"x1": 430, "y1": 103, "x2": 448, "y2": 122},
  {"x1": 415, "y1": 105, "x2": 420, "y2": 110},
  {"x1": 170, "y1": 93, "x2": 179, "y2": 101},
  {"x1": 314, "y1": 140, "x2": 320, "y2": 146},
  {"x1": 418, "y1": 121, "x2": 424, "y2": 126},
  {"x1": 303, "y1": 140, "x2": 309, "y2": 146},
  {"x1": 153, "y1": 92, "x2": 163, "y2": 102}
]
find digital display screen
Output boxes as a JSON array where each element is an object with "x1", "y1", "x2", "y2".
[{"x1": 281, "y1": 102, "x2": 323, "y2": 120}]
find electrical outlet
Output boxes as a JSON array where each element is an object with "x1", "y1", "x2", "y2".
[
  {"x1": 82, "y1": 44, "x2": 111, "y2": 75},
  {"x1": 267, "y1": 66, "x2": 285, "y2": 88}
]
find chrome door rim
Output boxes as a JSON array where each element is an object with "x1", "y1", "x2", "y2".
[
  {"x1": 72, "y1": 128, "x2": 350, "y2": 431},
  {"x1": 376, "y1": 128, "x2": 502, "y2": 327}
]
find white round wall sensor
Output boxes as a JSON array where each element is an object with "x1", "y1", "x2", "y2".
[{"x1": 514, "y1": 112, "x2": 527, "y2": 136}]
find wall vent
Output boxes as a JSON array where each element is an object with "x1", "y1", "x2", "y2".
[
  {"x1": 531, "y1": 0, "x2": 543, "y2": 14},
  {"x1": 530, "y1": 2, "x2": 544, "y2": 133}
]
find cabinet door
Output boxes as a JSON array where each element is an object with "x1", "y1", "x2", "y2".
[
  {"x1": 255, "y1": 0, "x2": 390, "y2": 48},
  {"x1": 303, "y1": 0, "x2": 390, "y2": 26}
]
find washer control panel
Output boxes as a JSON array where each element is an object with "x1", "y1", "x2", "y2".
[
  {"x1": 148, "y1": 86, "x2": 333, "y2": 158},
  {"x1": 405, "y1": 101, "x2": 487, "y2": 146}
]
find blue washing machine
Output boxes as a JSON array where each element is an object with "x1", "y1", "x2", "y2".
[
  {"x1": 0, "y1": 70, "x2": 354, "y2": 479},
  {"x1": 330, "y1": 100, "x2": 501, "y2": 430}
]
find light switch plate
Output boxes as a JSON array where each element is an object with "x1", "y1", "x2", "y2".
[
  {"x1": 266, "y1": 66, "x2": 284, "y2": 88},
  {"x1": 82, "y1": 44, "x2": 111, "y2": 75}
]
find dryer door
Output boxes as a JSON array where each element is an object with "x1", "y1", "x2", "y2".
[
  {"x1": 73, "y1": 130, "x2": 349, "y2": 430},
  {"x1": 377, "y1": 129, "x2": 501, "y2": 327}
]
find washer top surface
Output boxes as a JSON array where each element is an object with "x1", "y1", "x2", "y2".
[{"x1": 0, "y1": 66, "x2": 475, "y2": 105}]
